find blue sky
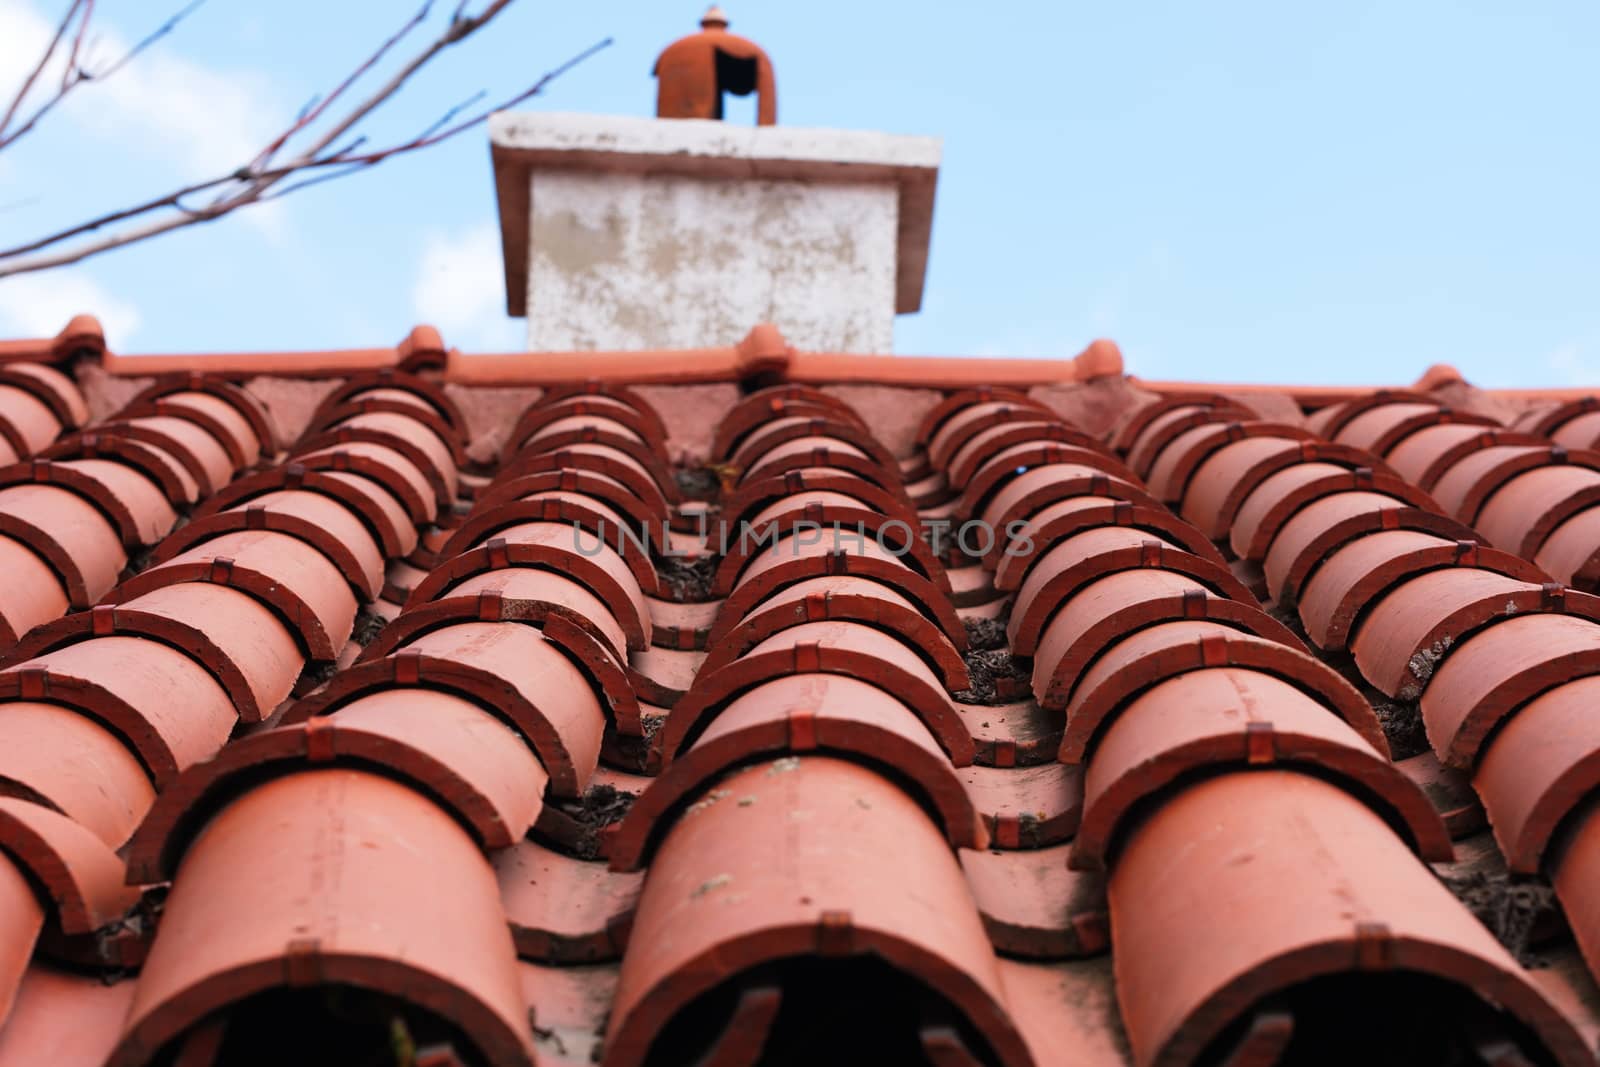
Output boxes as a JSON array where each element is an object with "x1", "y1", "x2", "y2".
[{"x1": 1, "y1": 0, "x2": 1597, "y2": 387}]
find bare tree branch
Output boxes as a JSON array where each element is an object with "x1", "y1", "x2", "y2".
[
  {"x1": 0, "y1": 0, "x2": 208, "y2": 153},
  {"x1": 0, "y1": 0, "x2": 85, "y2": 142},
  {"x1": 0, "y1": 1, "x2": 612, "y2": 278}
]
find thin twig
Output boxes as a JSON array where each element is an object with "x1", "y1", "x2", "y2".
[
  {"x1": 0, "y1": 27, "x2": 613, "y2": 277},
  {"x1": 0, "y1": 0, "x2": 208, "y2": 153},
  {"x1": 247, "y1": 0, "x2": 435, "y2": 170},
  {"x1": 0, "y1": 0, "x2": 85, "y2": 140}
]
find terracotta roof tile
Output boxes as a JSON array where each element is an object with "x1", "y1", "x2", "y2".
[{"x1": 2, "y1": 321, "x2": 1600, "y2": 1063}]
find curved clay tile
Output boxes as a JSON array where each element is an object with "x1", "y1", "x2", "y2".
[
  {"x1": 1439, "y1": 448, "x2": 1600, "y2": 531},
  {"x1": 1538, "y1": 505, "x2": 1600, "y2": 591},
  {"x1": 732, "y1": 415, "x2": 899, "y2": 480},
  {"x1": 926, "y1": 401, "x2": 1064, "y2": 473},
  {"x1": 612, "y1": 673, "x2": 983, "y2": 871},
  {"x1": 150, "y1": 489, "x2": 384, "y2": 600},
  {"x1": 111, "y1": 769, "x2": 535, "y2": 1067},
  {"x1": 956, "y1": 441, "x2": 1134, "y2": 521},
  {"x1": 1298, "y1": 530, "x2": 1551, "y2": 653},
  {"x1": 709, "y1": 534, "x2": 965, "y2": 650},
  {"x1": 1123, "y1": 408, "x2": 1237, "y2": 482},
  {"x1": 0, "y1": 636, "x2": 234, "y2": 784},
  {"x1": 915, "y1": 386, "x2": 1045, "y2": 446},
  {"x1": 1303, "y1": 389, "x2": 1439, "y2": 440},
  {"x1": 1474, "y1": 676, "x2": 1600, "y2": 874},
  {"x1": 603, "y1": 756, "x2": 1032, "y2": 1067},
  {"x1": 540, "y1": 380, "x2": 666, "y2": 442},
  {"x1": 0, "y1": 535, "x2": 67, "y2": 645},
  {"x1": 0, "y1": 458, "x2": 176, "y2": 547},
  {"x1": 958, "y1": 762, "x2": 1083, "y2": 847},
  {"x1": 977, "y1": 464, "x2": 1158, "y2": 545},
  {"x1": 1108, "y1": 770, "x2": 1588, "y2": 1067},
  {"x1": 510, "y1": 395, "x2": 666, "y2": 458},
  {"x1": 128, "y1": 377, "x2": 277, "y2": 457},
  {"x1": 100, "y1": 415, "x2": 232, "y2": 497},
  {"x1": 505, "y1": 445, "x2": 672, "y2": 517},
  {"x1": 1057, "y1": 620, "x2": 1387, "y2": 763},
  {"x1": 1230, "y1": 464, "x2": 1432, "y2": 562},
  {"x1": 4, "y1": 583, "x2": 301, "y2": 724},
  {"x1": 198, "y1": 463, "x2": 416, "y2": 558},
  {"x1": 1181, "y1": 438, "x2": 1389, "y2": 540},
  {"x1": 494, "y1": 838, "x2": 642, "y2": 963},
  {"x1": 0, "y1": 483, "x2": 126, "y2": 607},
  {"x1": 123, "y1": 393, "x2": 261, "y2": 470},
  {"x1": 993, "y1": 497, "x2": 1226, "y2": 590},
  {"x1": 657, "y1": 620, "x2": 973, "y2": 769},
  {"x1": 904, "y1": 466, "x2": 953, "y2": 508},
  {"x1": 1420, "y1": 613, "x2": 1600, "y2": 768},
  {"x1": 714, "y1": 492, "x2": 947, "y2": 596},
  {"x1": 42, "y1": 431, "x2": 198, "y2": 506},
  {"x1": 441, "y1": 494, "x2": 658, "y2": 595},
  {"x1": 476, "y1": 467, "x2": 669, "y2": 534},
  {"x1": 1398, "y1": 751, "x2": 1485, "y2": 840},
  {"x1": 0, "y1": 385, "x2": 61, "y2": 458},
  {"x1": 1116, "y1": 398, "x2": 1256, "y2": 468},
  {"x1": 1475, "y1": 464, "x2": 1600, "y2": 559},
  {"x1": 739, "y1": 438, "x2": 900, "y2": 491},
  {"x1": 0, "y1": 700, "x2": 153, "y2": 847},
  {"x1": 698, "y1": 575, "x2": 969, "y2": 690},
  {"x1": 126, "y1": 688, "x2": 548, "y2": 883},
  {"x1": 311, "y1": 369, "x2": 468, "y2": 439},
  {"x1": 1025, "y1": 565, "x2": 1298, "y2": 678},
  {"x1": 1261, "y1": 492, "x2": 1475, "y2": 606},
  {"x1": 360, "y1": 599, "x2": 640, "y2": 738},
  {"x1": 1352, "y1": 570, "x2": 1598, "y2": 702},
  {"x1": 433, "y1": 567, "x2": 629, "y2": 661},
  {"x1": 960, "y1": 843, "x2": 1107, "y2": 960},
  {"x1": 0, "y1": 964, "x2": 135, "y2": 1067},
  {"x1": 1007, "y1": 528, "x2": 1256, "y2": 656},
  {"x1": 519, "y1": 412, "x2": 646, "y2": 453},
  {"x1": 109, "y1": 528, "x2": 357, "y2": 660},
  {"x1": 283, "y1": 621, "x2": 604, "y2": 796},
  {"x1": 945, "y1": 420, "x2": 1118, "y2": 490},
  {"x1": 1551, "y1": 409, "x2": 1600, "y2": 452},
  {"x1": 0, "y1": 852, "x2": 44, "y2": 1022},
  {"x1": 1144, "y1": 421, "x2": 1316, "y2": 506},
  {"x1": 406, "y1": 522, "x2": 650, "y2": 649},
  {"x1": 1511, "y1": 397, "x2": 1595, "y2": 437},
  {"x1": 1333, "y1": 402, "x2": 1498, "y2": 458},
  {"x1": 0, "y1": 797, "x2": 140, "y2": 934},
  {"x1": 510, "y1": 423, "x2": 673, "y2": 495},
  {"x1": 1070, "y1": 669, "x2": 1451, "y2": 870},
  {"x1": 292, "y1": 440, "x2": 437, "y2": 524},
  {"x1": 298, "y1": 413, "x2": 458, "y2": 508},
  {"x1": 0, "y1": 362, "x2": 88, "y2": 429},
  {"x1": 310, "y1": 395, "x2": 467, "y2": 466},
  {"x1": 718, "y1": 469, "x2": 916, "y2": 538},
  {"x1": 1384, "y1": 424, "x2": 1543, "y2": 492},
  {"x1": 716, "y1": 386, "x2": 862, "y2": 458},
  {"x1": 1553, "y1": 805, "x2": 1600, "y2": 1002}
]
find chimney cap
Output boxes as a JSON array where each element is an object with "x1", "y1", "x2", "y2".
[{"x1": 654, "y1": 6, "x2": 776, "y2": 125}]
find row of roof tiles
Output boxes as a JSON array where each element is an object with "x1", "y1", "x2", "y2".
[{"x1": 0, "y1": 329, "x2": 1596, "y2": 1064}]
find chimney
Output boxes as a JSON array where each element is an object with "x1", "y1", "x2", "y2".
[{"x1": 488, "y1": 8, "x2": 941, "y2": 353}]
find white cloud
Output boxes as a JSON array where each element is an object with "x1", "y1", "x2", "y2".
[
  {"x1": 411, "y1": 223, "x2": 522, "y2": 350},
  {"x1": 0, "y1": 2, "x2": 280, "y2": 175},
  {"x1": 0, "y1": 1, "x2": 285, "y2": 245},
  {"x1": 0, "y1": 269, "x2": 141, "y2": 346}
]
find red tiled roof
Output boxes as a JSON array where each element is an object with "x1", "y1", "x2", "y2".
[{"x1": 1, "y1": 317, "x2": 1600, "y2": 1064}]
